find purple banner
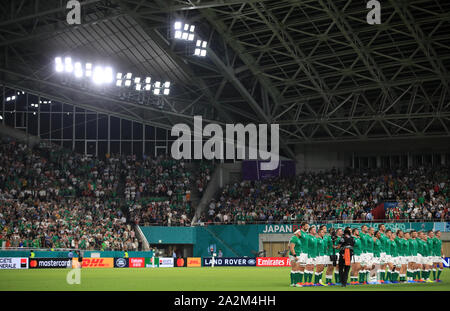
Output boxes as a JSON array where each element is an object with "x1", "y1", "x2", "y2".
[{"x1": 242, "y1": 160, "x2": 295, "y2": 180}]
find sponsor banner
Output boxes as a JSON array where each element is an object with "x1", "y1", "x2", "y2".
[
  {"x1": 187, "y1": 257, "x2": 202, "y2": 267},
  {"x1": 29, "y1": 258, "x2": 71, "y2": 269},
  {"x1": 145, "y1": 257, "x2": 159, "y2": 268},
  {"x1": 256, "y1": 257, "x2": 290, "y2": 267},
  {"x1": 81, "y1": 257, "x2": 114, "y2": 268},
  {"x1": 159, "y1": 257, "x2": 174, "y2": 268},
  {"x1": 114, "y1": 258, "x2": 129, "y2": 268},
  {"x1": 442, "y1": 257, "x2": 450, "y2": 268},
  {"x1": 129, "y1": 257, "x2": 145, "y2": 268},
  {"x1": 259, "y1": 222, "x2": 435, "y2": 234},
  {"x1": 174, "y1": 257, "x2": 187, "y2": 267},
  {"x1": 0, "y1": 257, "x2": 28, "y2": 269},
  {"x1": 202, "y1": 257, "x2": 257, "y2": 267},
  {"x1": 434, "y1": 222, "x2": 450, "y2": 232}
]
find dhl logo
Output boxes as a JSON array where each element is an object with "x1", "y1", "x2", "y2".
[{"x1": 82, "y1": 258, "x2": 113, "y2": 268}]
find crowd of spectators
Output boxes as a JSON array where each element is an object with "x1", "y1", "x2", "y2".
[
  {"x1": 0, "y1": 137, "x2": 138, "y2": 250},
  {"x1": 198, "y1": 167, "x2": 449, "y2": 225}
]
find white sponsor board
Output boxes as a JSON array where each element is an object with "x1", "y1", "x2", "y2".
[
  {"x1": 158, "y1": 257, "x2": 174, "y2": 268},
  {"x1": 0, "y1": 257, "x2": 28, "y2": 269}
]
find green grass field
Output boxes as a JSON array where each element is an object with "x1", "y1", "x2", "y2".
[{"x1": 0, "y1": 267, "x2": 449, "y2": 291}]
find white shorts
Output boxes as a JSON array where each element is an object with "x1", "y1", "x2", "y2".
[
  {"x1": 353, "y1": 255, "x2": 362, "y2": 263},
  {"x1": 385, "y1": 255, "x2": 392, "y2": 263},
  {"x1": 372, "y1": 256, "x2": 381, "y2": 265},
  {"x1": 433, "y1": 256, "x2": 441, "y2": 263},
  {"x1": 298, "y1": 253, "x2": 308, "y2": 264},
  {"x1": 380, "y1": 252, "x2": 387, "y2": 263},
  {"x1": 323, "y1": 255, "x2": 333, "y2": 265},
  {"x1": 426, "y1": 256, "x2": 434, "y2": 266},
  {"x1": 306, "y1": 257, "x2": 316, "y2": 265}
]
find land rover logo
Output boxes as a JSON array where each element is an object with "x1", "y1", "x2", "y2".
[{"x1": 116, "y1": 258, "x2": 127, "y2": 267}]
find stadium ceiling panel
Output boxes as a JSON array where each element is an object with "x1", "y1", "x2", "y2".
[{"x1": 0, "y1": 0, "x2": 449, "y2": 156}]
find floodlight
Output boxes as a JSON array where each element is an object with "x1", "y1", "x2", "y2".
[
  {"x1": 85, "y1": 63, "x2": 92, "y2": 77},
  {"x1": 93, "y1": 66, "x2": 104, "y2": 84},
  {"x1": 182, "y1": 32, "x2": 188, "y2": 40},
  {"x1": 134, "y1": 77, "x2": 141, "y2": 84},
  {"x1": 12, "y1": 96, "x2": 16, "y2": 100},
  {"x1": 145, "y1": 84, "x2": 151, "y2": 91},
  {"x1": 190, "y1": 25, "x2": 195, "y2": 32},
  {"x1": 202, "y1": 41, "x2": 207, "y2": 48},
  {"x1": 0, "y1": 115, "x2": 2, "y2": 120},
  {"x1": 175, "y1": 31, "x2": 182, "y2": 39},
  {"x1": 6, "y1": 97, "x2": 11, "y2": 101},
  {"x1": 163, "y1": 89, "x2": 170, "y2": 95},
  {"x1": 155, "y1": 81, "x2": 161, "y2": 88},
  {"x1": 184, "y1": 24, "x2": 189, "y2": 31},
  {"x1": 125, "y1": 80, "x2": 132, "y2": 87},
  {"x1": 33, "y1": 112, "x2": 36, "y2": 115},
  {"x1": 116, "y1": 80, "x2": 123, "y2": 87},
  {"x1": 196, "y1": 40, "x2": 202, "y2": 47},
  {"x1": 117, "y1": 73, "x2": 123, "y2": 79},
  {"x1": 64, "y1": 57, "x2": 73, "y2": 73},
  {"x1": 200, "y1": 50, "x2": 207, "y2": 57},
  {"x1": 164, "y1": 82, "x2": 171, "y2": 88},
  {"x1": 74, "y1": 62, "x2": 83, "y2": 78},
  {"x1": 145, "y1": 77, "x2": 151, "y2": 84},
  {"x1": 135, "y1": 84, "x2": 142, "y2": 91},
  {"x1": 188, "y1": 34, "x2": 195, "y2": 41},
  {"x1": 104, "y1": 67, "x2": 113, "y2": 83},
  {"x1": 174, "y1": 22, "x2": 182, "y2": 30},
  {"x1": 126, "y1": 73, "x2": 132, "y2": 79},
  {"x1": 153, "y1": 88, "x2": 160, "y2": 95},
  {"x1": 194, "y1": 49, "x2": 201, "y2": 56},
  {"x1": 55, "y1": 57, "x2": 64, "y2": 72}
]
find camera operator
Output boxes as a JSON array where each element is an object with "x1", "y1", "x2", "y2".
[{"x1": 335, "y1": 228, "x2": 355, "y2": 287}]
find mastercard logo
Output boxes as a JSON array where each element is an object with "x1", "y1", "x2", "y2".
[
  {"x1": 177, "y1": 258, "x2": 185, "y2": 267},
  {"x1": 30, "y1": 260, "x2": 37, "y2": 268}
]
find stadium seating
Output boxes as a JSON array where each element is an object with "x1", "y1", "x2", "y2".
[{"x1": 199, "y1": 168, "x2": 449, "y2": 224}]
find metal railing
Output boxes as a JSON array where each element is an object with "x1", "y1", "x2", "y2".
[{"x1": 136, "y1": 218, "x2": 448, "y2": 227}]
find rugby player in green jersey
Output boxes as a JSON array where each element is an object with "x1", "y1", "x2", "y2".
[
  {"x1": 314, "y1": 227, "x2": 328, "y2": 286},
  {"x1": 373, "y1": 231, "x2": 382, "y2": 284},
  {"x1": 289, "y1": 229, "x2": 303, "y2": 287},
  {"x1": 359, "y1": 225, "x2": 372, "y2": 284},
  {"x1": 404, "y1": 231, "x2": 414, "y2": 282},
  {"x1": 297, "y1": 222, "x2": 310, "y2": 285},
  {"x1": 367, "y1": 227, "x2": 377, "y2": 283},
  {"x1": 432, "y1": 230, "x2": 443, "y2": 282},
  {"x1": 416, "y1": 231, "x2": 426, "y2": 282},
  {"x1": 304, "y1": 226, "x2": 317, "y2": 286},
  {"x1": 378, "y1": 225, "x2": 390, "y2": 283},
  {"x1": 410, "y1": 230, "x2": 420, "y2": 282},
  {"x1": 420, "y1": 232, "x2": 433, "y2": 283},
  {"x1": 351, "y1": 228, "x2": 363, "y2": 285},
  {"x1": 384, "y1": 230, "x2": 393, "y2": 283},
  {"x1": 427, "y1": 230, "x2": 436, "y2": 280},
  {"x1": 323, "y1": 226, "x2": 336, "y2": 285},
  {"x1": 388, "y1": 232, "x2": 399, "y2": 283},
  {"x1": 395, "y1": 230, "x2": 407, "y2": 283}
]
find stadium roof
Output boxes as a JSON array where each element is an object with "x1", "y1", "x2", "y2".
[{"x1": 1, "y1": 0, "x2": 450, "y2": 158}]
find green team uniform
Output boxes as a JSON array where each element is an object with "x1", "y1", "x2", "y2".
[
  {"x1": 317, "y1": 237, "x2": 325, "y2": 257},
  {"x1": 360, "y1": 232, "x2": 368, "y2": 254},
  {"x1": 324, "y1": 234, "x2": 333, "y2": 256},
  {"x1": 373, "y1": 238, "x2": 381, "y2": 261},
  {"x1": 366, "y1": 235, "x2": 374, "y2": 255},
  {"x1": 433, "y1": 237, "x2": 442, "y2": 259},
  {"x1": 379, "y1": 233, "x2": 389, "y2": 254},
  {"x1": 289, "y1": 235, "x2": 302, "y2": 257},
  {"x1": 426, "y1": 238, "x2": 435, "y2": 261},
  {"x1": 385, "y1": 238, "x2": 392, "y2": 262},
  {"x1": 353, "y1": 237, "x2": 362, "y2": 257},
  {"x1": 390, "y1": 240, "x2": 398, "y2": 261},
  {"x1": 403, "y1": 238, "x2": 411, "y2": 259},
  {"x1": 299, "y1": 230, "x2": 309, "y2": 256},
  {"x1": 307, "y1": 234, "x2": 318, "y2": 259},
  {"x1": 395, "y1": 237, "x2": 405, "y2": 263},
  {"x1": 409, "y1": 238, "x2": 418, "y2": 259}
]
